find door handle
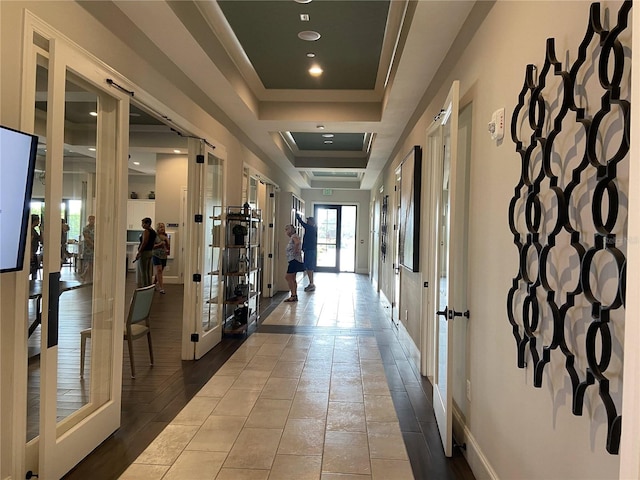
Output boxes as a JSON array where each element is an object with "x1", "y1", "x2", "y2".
[{"x1": 450, "y1": 309, "x2": 470, "y2": 319}]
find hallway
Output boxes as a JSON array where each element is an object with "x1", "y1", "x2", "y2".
[{"x1": 67, "y1": 273, "x2": 474, "y2": 479}]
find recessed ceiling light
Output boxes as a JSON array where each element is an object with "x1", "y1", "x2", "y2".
[
  {"x1": 322, "y1": 133, "x2": 334, "y2": 138},
  {"x1": 306, "y1": 52, "x2": 315, "y2": 58},
  {"x1": 300, "y1": 13, "x2": 309, "y2": 21},
  {"x1": 88, "y1": 147, "x2": 96, "y2": 152},
  {"x1": 89, "y1": 111, "x2": 98, "y2": 117},
  {"x1": 173, "y1": 149, "x2": 181, "y2": 153},
  {"x1": 317, "y1": 125, "x2": 325, "y2": 130},
  {"x1": 324, "y1": 140, "x2": 333, "y2": 144},
  {"x1": 133, "y1": 161, "x2": 140, "y2": 165},
  {"x1": 294, "y1": 0, "x2": 312, "y2": 3},
  {"x1": 298, "y1": 30, "x2": 321, "y2": 41},
  {"x1": 309, "y1": 65, "x2": 323, "y2": 76}
]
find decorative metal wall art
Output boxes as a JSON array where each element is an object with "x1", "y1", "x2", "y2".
[{"x1": 507, "y1": 1, "x2": 630, "y2": 454}]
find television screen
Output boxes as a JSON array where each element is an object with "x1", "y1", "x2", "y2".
[{"x1": 0, "y1": 125, "x2": 38, "y2": 273}]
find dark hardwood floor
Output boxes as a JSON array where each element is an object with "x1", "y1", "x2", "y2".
[{"x1": 62, "y1": 273, "x2": 474, "y2": 480}]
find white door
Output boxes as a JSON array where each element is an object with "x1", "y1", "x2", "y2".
[
  {"x1": 182, "y1": 140, "x2": 224, "y2": 359},
  {"x1": 21, "y1": 26, "x2": 129, "y2": 479},
  {"x1": 428, "y1": 81, "x2": 463, "y2": 457},
  {"x1": 392, "y1": 167, "x2": 402, "y2": 326},
  {"x1": 262, "y1": 184, "x2": 277, "y2": 297}
]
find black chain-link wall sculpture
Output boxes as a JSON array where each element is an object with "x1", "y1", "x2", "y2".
[{"x1": 507, "y1": 1, "x2": 630, "y2": 454}]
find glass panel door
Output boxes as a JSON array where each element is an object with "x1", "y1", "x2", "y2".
[
  {"x1": 339, "y1": 206, "x2": 356, "y2": 272},
  {"x1": 191, "y1": 143, "x2": 223, "y2": 359},
  {"x1": 315, "y1": 206, "x2": 339, "y2": 271},
  {"x1": 24, "y1": 35, "x2": 126, "y2": 478},
  {"x1": 429, "y1": 81, "x2": 460, "y2": 457}
]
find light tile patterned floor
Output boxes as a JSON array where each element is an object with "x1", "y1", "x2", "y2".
[{"x1": 120, "y1": 274, "x2": 414, "y2": 480}]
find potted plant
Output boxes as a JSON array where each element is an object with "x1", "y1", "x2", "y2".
[{"x1": 232, "y1": 223, "x2": 248, "y2": 245}]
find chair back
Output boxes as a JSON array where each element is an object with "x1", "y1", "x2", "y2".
[{"x1": 127, "y1": 284, "x2": 156, "y2": 327}]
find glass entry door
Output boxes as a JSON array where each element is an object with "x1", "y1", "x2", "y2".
[{"x1": 314, "y1": 204, "x2": 356, "y2": 273}]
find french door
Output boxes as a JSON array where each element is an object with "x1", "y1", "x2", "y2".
[
  {"x1": 182, "y1": 140, "x2": 224, "y2": 359},
  {"x1": 427, "y1": 81, "x2": 463, "y2": 457},
  {"x1": 19, "y1": 18, "x2": 129, "y2": 479},
  {"x1": 314, "y1": 204, "x2": 357, "y2": 273}
]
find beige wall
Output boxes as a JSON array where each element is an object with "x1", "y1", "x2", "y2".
[
  {"x1": 154, "y1": 154, "x2": 187, "y2": 281},
  {"x1": 373, "y1": 1, "x2": 627, "y2": 479}
]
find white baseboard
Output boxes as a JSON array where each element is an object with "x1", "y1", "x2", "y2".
[
  {"x1": 396, "y1": 320, "x2": 420, "y2": 374},
  {"x1": 452, "y1": 407, "x2": 498, "y2": 480}
]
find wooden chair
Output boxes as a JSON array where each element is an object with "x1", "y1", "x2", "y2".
[{"x1": 80, "y1": 284, "x2": 156, "y2": 378}]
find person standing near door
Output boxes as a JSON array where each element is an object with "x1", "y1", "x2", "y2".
[
  {"x1": 81, "y1": 215, "x2": 95, "y2": 281},
  {"x1": 295, "y1": 213, "x2": 317, "y2": 292},
  {"x1": 135, "y1": 217, "x2": 156, "y2": 287},
  {"x1": 284, "y1": 224, "x2": 304, "y2": 302},
  {"x1": 30, "y1": 214, "x2": 42, "y2": 279},
  {"x1": 152, "y1": 222, "x2": 170, "y2": 294}
]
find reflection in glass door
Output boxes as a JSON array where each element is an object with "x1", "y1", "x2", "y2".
[
  {"x1": 314, "y1": 205, "x2": 356, "y2": 273},
  {"x1": 23, "y1": 34, "x2": 127, "y2": 478}
]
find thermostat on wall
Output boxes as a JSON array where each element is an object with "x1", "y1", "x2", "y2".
[{"x1": 488, "y1": 108, "x2": 505, "y2": 142}]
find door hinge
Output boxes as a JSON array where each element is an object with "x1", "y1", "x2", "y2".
[
  {"x1": 191, "y1": 333, "x2": 199, "y2": 342},
  {"x1": 268, "y1": 253, "x2": 273, "y2": 258},
  {"x1": 194, "y1": 214, "x2": 203, "y2": 223},
  {"x1": 269, "y1": 223, "x2": 274, "y2": 228},
  {"x1": 424, "y1": 282, "x2": 429, "y2": 288},
  {"x1": 270, "y1": 192, "x2": 275, "y2": 197},
  {"x1": 192, "y1": 273, "x2": 201, "y2": 282},
  {"x1": 196, "y1": 154, "x2": 204, "y2": 163},
  {"x1": 267, "y1": 283, "x2": 272, "y2": 289}
]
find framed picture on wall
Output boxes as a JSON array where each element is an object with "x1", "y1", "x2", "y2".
[{"x1": 399, "y1": 145, "x2": 422, "y2": 272}]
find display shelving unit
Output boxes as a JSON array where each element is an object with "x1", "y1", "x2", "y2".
[{"x1": 221, "y1": 206, "x2": 262, "y2": 335}]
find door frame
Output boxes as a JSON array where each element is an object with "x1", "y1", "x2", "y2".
[{"x1": 313, "y1": 203, "x2": 358, "y2": 273}]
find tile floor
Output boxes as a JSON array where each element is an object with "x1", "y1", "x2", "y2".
[{"x1": 120, "y1": 274, "x2": 415, "y2": 479}]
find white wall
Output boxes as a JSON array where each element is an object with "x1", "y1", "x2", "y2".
[{"x1": 375, "y1": 1, "x2": 628, "y2": 478}]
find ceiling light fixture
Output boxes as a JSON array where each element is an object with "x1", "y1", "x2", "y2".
[
  {"x1": 300, "y1": 13, "x2": 309, "y2": 21},
  {"x1": 306, "y1": 52, "x2": 315, "y2": 58},
  {"x1": 133, "y1": 161, "x2": 140, "y2": 165},
  {"x1": 89, "y1": 111, "x2": 98, "y2": 117},
  {"x1": 317, "y1": 125, "x2": 325, "y2": 130},
  {"x1": 88, "y1": 147, "x2": 96, "y2": 152},
  {"x1": 324, "y1": 140, "x2": 333, "y2": 144},
  {"x1": 294, "y1": 0, "x2": 312, "y2": 3},
  {"x1": 309, "y1": 65, "x2": 323, "y2": 77},
  {"x1": 322, "y1": 133, "x2": 334, "y2": 138},
  {"x1": 298, "y1": 30, "x2": 321, "y2": 41},
  {"x1": 173, "y1": 149, "x2": 181, "y2": 153}
]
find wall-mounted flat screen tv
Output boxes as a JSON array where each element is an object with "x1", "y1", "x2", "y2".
[{"x1": 1, "y1": 125, "x2": 38, "y2": 273}]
